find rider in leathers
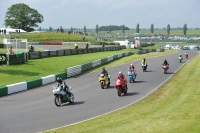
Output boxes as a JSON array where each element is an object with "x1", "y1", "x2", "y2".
[
  {"x1": 117, "y1": 71, "x2": 128, "y2": 89},
  {"x1": 101, "y1": 67, "x2": 110, "y2": 82},
  {"x1": 57, "y1": 77, "x2": 71, "y2": 97},
  {"x1": 128, "y1": 64, "x2": 137, "y2": 77}
]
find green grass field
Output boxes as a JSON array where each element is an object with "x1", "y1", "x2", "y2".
[
  {"x1": 44, "y1": 52, "x2": 200, "y2": 133},
  {"x1": 8, "y1": 32, "x2": 99, "y2": 42}
]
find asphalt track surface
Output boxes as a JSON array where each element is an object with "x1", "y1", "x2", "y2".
[{"x1": 0, "y1": 50, "x2": 198, "y2": 133}]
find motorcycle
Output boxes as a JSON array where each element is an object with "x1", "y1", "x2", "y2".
[
  {"x1": 127, "y1": 70, "x2": 136, "y2": 83},
  {"x1": 178, "y1": 56, "x2": 183, "y2": 63},
  {"x1": 98, "y1": 74, "x2": 110, "y2": 89},
  {"x1": 185, "y1": 53, "x2": 188, "y2": 58},
  {"x1": 162, "y1": 65, "x2": 169, "y2": 74},
  {"x1": 52, "y1": 85, "x2": 75, "y2": 107},
  {"x1": 141, "y1": 64, "x2": 147, "y2": 72},
  {"x1": 115, "y1": 78, "x2": 127, "y2": 96}
]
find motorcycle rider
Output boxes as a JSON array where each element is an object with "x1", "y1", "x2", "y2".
[
  {"x1": 57, "y1": 77, "x2": 72, "y2": 98},
  {"x1": 117, "y1": 71, "x2": 128, "y2": 89},
  {"x1": 128, "y1": 64, "x2": 137, "y2": 77},
  {"x1": 29, "y1": 45, "x2": 34, "y2": 52},
  {"x1": 162, "y1": 59, "x2": 169, "y2": 66},
  {"x1": 141, "y1": 58, "x2": 148, "y2": 70},
  {"x1": 179, "y1": 53, "x2": 182, "y2": 57},
  {"x1": 185, "y1": 52, "x2": 188, "y2": 57},
  {"x1": 101, "y1": 67, "x2": 110, "y2": 82}
]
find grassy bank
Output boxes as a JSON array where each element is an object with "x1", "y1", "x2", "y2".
[
  {"x1": 0, "y1": 49, "x2": 174, "y2": 86},
  {"x1": 44, "y1": 52, "x2": 200, "y2": 133}
]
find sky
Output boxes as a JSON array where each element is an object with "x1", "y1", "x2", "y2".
[{"x1": 0, "y1": 0, "x2": 200, "y2": 29}]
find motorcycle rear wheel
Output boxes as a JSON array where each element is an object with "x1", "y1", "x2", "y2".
[{"x1": 54, "y1": 96, "x2": 62, "y2": 107}]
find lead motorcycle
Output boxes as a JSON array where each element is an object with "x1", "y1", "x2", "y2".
[
  {"x1": 115, "y1": 78, "x2": 128, "y2": 96},
  {"x1": 141, "y1": 64, "x2": 147, "y2": 72},
  {"x1": 52, "y1": 85, "x2": 75, "y2": 107},
  {"x1": 98, "y1": 74, "x2": 111, "y2": 89}
]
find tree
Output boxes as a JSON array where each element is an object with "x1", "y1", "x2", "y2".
[
  {"x1": 84, "y1": 26, "x2": 86, "y2": 34},
  {"x1": 183, "y1": 24, "x2": 187, "y2": 36},
  {"x1": 122, "y1": 25, "x2": 125, "y2": 35},
  {"x1": 95, "y1": 24, "x2": 99, "y2": 35},
  {"x1": 4, "y1": 3, "x2": 43, "y2": 32},
  {"x1": 109, "y1": 25, "x2": 111, "y2": 34},
  {"x1": 49, "y1": 26, "x2": 52, "y2": 32},
  {"x1": 167, "y1": 24, "x2": 170, "y2": 35},
  {"x1": 136, "y1": 23, "x2": 140, "y2": 33},
  {"x1": 150, "y1": 24, "x2": 154, "y2": 34}
]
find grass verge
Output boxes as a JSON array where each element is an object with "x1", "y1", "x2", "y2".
[{"x1": 43, "y1": 52, "x2": 200, "y2": 133}]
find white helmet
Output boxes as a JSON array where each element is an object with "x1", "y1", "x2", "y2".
[{"x1": 118, "y1": 71, "x2": 122, "y2": 75}]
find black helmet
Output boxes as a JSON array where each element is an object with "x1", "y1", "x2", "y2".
[
  {"x1": 57, "y1": 77, "x2": 62, "y2": 84},
  {"x1": 164, "y1": 59, "x2": 167, "y2": 62},
  {"x1": 102, "y1": 67, "x2": 105, "y2": 71}
]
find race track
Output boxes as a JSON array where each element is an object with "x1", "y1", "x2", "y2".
[{"x1": 0, "y1": 50, "x2": 198, "y2": 133}]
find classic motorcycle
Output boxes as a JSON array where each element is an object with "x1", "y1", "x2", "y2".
[
  {"x1": 115, "y1": 78, "x2": 127, "y2": 96},
  {"x1": 127, "y1": 70, "x2": 136, "y2": 83},
  {"x1": 98, "y1": 74, "x2": 110, "y2": 89},
  {"x1": 141, "y1": 64, "x2": 147, "y2": 72},
  {"x1": 178, "y1": 56, "x2": 183, "y2": 63},
  {"x1": 52, "y1": 85, "x2": 75, "y2": 107},
  {"x1": 162, "y1": 65, "x2": 169, "y2": 74}
]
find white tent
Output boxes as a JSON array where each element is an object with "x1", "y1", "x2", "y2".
[{"x1": 0, "y1": 28, "x2": 27, "y2": 34}]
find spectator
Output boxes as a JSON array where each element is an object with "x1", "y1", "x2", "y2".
[
  {"x1": 18, "y1": 29, "x2": 20, "y2": 34},
  {"x1": 86, "y1": 43, "x2": 89, "y2": 49},
  {"x1": 9, "y1": 46, "x2": 15, "y2": 55},
  {"x1": 0, "y1": 29, "x2": 1, "y2": 34},
  {"x1": 16, "y1": 29, "x2": 18, "y2": 33},
  {"x1": 4, "y1": 29, "x2": 6, "y2": 34},
  {"x1": 102, "y1": 43, "x2": 105, "y2": 48}
]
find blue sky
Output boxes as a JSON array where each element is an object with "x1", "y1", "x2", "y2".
[{"x1": 0, "y1": 0, "x2": 199, "y2": 29}]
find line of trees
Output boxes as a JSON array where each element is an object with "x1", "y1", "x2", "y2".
[{"x1": 3, "y1": 3, "x2": 190, "y2": 36}]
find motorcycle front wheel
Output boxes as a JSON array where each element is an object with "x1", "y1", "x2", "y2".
[
  {"x1": 69, "y1": 92, "x2": 75, "y2": 103},
  {"x1": 54, "y1": 96, "x2": 62, "y2": 107},
  {"x1": 117, "y1": 88, "x2": 122, "y2": 97},
  {"x1": 100, "y1": 82, "x2": 105, "y2": 89}
]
